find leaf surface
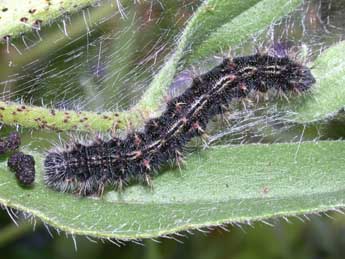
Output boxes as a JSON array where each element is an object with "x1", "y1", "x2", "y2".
[{"x1": 0, "y1": 141, "x2": 344, "y2": 239}]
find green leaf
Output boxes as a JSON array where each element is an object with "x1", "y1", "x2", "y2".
[
  {"x1": 292, "y1": 41, "x2": 345, "y2": 122},
  {"x1": 177, "y1": 0, "x2": 262, "y2": 53},
  {"x1": 0, "y1": 141, "x2": 344, "y2": 239},
  {"x1": 135, "y1": 0, "x2": 302, "y2": 113},
  {"x1": 188, "y1": 0, "x2": 301, "y2": 64},
  {"x1": 0, "y1": 0, "x2": 103, "y2": 39}
]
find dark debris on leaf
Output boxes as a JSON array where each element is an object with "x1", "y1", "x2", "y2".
[{"x1": 8, "y1": 152, "x2": 35, "y2": 186}]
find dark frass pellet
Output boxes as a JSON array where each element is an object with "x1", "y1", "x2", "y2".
[
  {"x1": 0, "y1": 139, "x2": 7, "y2": 154},
  {"x1": 6, "y1": 131, "x2": 21, "y2": 151},
  {"x1": 8, "y1": 152, "x2": 35, "y2": 186},
  {"x1": 0, "y1": 131, "x2": 21, "y2": 154}
]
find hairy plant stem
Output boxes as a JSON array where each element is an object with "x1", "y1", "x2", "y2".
[
  {"x1": 0, "y1": 0, "x2": 107, "y2": 39},
  {"x1": 0, "y1": 100, "x2": 144, "y2": 132}
]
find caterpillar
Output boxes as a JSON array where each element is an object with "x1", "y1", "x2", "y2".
[{"x1": 44, "y1": 53, "x2": 315, "y2": 196}]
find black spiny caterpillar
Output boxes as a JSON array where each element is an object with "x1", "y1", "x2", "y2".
[{"x1": 44, "y1": 54, "x2": 315, "y2": 196}]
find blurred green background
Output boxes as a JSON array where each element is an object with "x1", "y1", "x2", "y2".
[
  {"x1": 2, "y1": 212, "x2": 345, "y2": 259},
  {"x1": 0, "y1": 0, "x2": 345, "y2": 258}
]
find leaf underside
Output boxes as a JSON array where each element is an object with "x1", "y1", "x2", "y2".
[
  {"x1": 293, "y1": 41, "x2": 345, "y2": 122},
  {"x1": 0, "y1": 141, "x2": 344, "y2": 239}
]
